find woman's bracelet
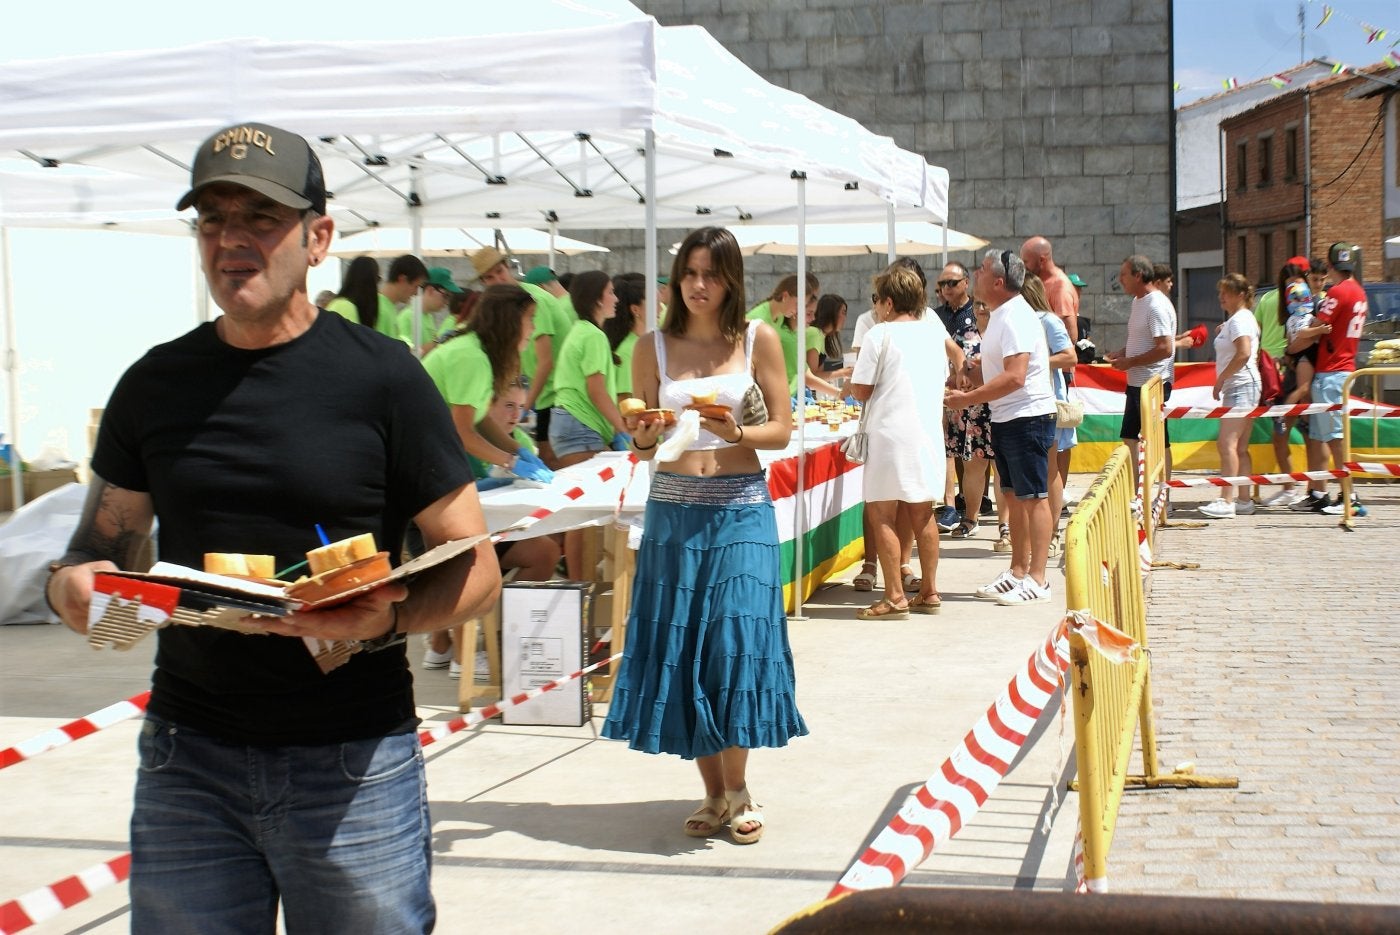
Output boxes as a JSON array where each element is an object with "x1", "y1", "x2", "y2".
[
  {"x1": 731, "y1": 425, "x2": 745, "y2": 445},
  {"x1": 632, "y1": 439, "x2": 656, "y2": 451}
]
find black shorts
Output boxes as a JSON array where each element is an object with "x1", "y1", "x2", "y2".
[
  {"x1": 533, "y1": 406, "x2": 552, "y2": 444},
  {"x1": 1120, "y1": 381, "x2": 1173, "y2": 443}
]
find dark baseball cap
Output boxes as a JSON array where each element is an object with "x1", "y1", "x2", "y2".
[
  {"x1": 1327, "y1": 242, "x2": 1355, "y2": 272},
  {"x1": 176, "y1": 122, "x2": 327, "y2": 214}
]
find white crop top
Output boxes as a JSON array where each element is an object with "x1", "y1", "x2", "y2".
[{"x1": 656, "y1": 319, "x2": 761, "y2": 451}]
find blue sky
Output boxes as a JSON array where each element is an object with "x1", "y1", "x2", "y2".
[{"x1": 1175, "y1": 0, "x2": 1399, "y2": 104}]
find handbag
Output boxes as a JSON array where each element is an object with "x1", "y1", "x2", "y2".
[
  {"x1": 841, "y1": 334, "x2": 888, "y2": 464},
  {"x1": 741, "y1": 382, "x2": 768, "y2": 426},
  {"x1": 1055, "y1": 397, "x2": 1084, "y2": 429}
]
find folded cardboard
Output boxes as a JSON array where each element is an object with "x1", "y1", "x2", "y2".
[{"x1": 501, "y1": 581, "x2": 592, "y2": 727}]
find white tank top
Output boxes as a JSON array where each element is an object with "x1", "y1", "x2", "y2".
[{"x1": 656, "y1": 320, "x2": 760, "y2": 451}]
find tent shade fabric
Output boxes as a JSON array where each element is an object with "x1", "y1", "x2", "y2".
[
  {"x1": 706, "y1": 222, "x2": 988, "y2": 257},
  {"x1": 330, "y1": 227, "x2": 609, "y2": 258}
]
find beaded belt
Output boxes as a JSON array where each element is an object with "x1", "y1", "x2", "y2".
[{"x1": 649, "y1": 472, "x2": 769, "y2": 505}]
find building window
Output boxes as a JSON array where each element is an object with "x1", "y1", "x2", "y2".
[
  {"x1": 1237, "y1": 236, "x2": 1248, "y2": 277},
  {"x1": 1286, "y1": 228, "x2": 1299, "y2": 262},
  {"x1": 1284, "y1": 126, "x2": 1298, "y2": 180},
  {"x1": 1259, "y1": 232, "x2": 1272, "y2": 280},
  {"x1": 1235, "y1": 141, "x2": 1248, "y2": 192},
  {"x1": 1257, "y1": 133, "x2": 1273, "y2": 187}
]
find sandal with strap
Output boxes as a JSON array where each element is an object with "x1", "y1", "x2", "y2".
[
  {"x1": 909, "y1": 593, "x2": 942, "y2": 614},
  {"x1": 856, "y1": 598, "x2": 910, "y2": 620},
  {"x1": 900, "y1": 565, "x2": 921, "y2": 593},
  {"x1": 852, "y1": 562, "x2": 876, "y2": 592},
  {"x1": 725, "y1": 787, "x2": 765, "y2": 845},
  {"x1": 683, "y1": 795, "x2": 730, "y2": 837}
]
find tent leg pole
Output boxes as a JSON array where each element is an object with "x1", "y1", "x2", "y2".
[
  {"x1": 793, "y1": 176, "x2": 808, "y2": 620},
  {"x1": 2, "y1": 226, "x2": 24, "y2": 510},
  {"x1": 644, "y1": 130, "x2": 658, "y2": 334}
]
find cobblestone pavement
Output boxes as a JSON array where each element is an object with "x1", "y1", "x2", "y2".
[{"x1": 1107, "y1": 482, "x2": 1400, "y2": 904}]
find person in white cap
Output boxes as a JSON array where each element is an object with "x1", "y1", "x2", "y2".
[{"x1": 44, "y1": 121, "x2": 499, "y2": 932}]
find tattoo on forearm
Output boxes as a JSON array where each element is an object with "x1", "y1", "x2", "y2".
[{"x1": 65, "y1": 479, "x2": 149, "y2": 570}]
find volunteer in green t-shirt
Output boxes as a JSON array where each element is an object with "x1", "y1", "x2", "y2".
[
  {"x1": 470, "y1": 248, "x2": 576, "y2": 466},
  {"x1": 422, "y1": 284, "x2": 552, "y2": 483},
  {"x1": 603, "y1": 272, "x2": 647, "y2": 402},
  {"x1": 324, "y1": 255, "x2": 407, "y2": 342},
  {"x1": 398, "y1": 267, "x2": 460, "y2": 352},
  {"x1": 766, "y1": 273, "x2": 841, "y2": 398},
  {"x1": 550, "y1": 270, "x2": 628, "y2": 463}
]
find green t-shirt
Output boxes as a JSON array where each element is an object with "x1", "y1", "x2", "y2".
[
  {"x1": 519, "y1": 284, "x2": 577, "y2": 410},
  {"x1": 777, "y1": 323, "x2": 823, "y2": 395},
  {"x1": 422, "y1": 332, "x2": 494, "y2": 419},
  {"x1": 1253, "y1": 289, "x2": 1286, "y2": 360},
  {"x1": 615, "y1": 331, "x2": 639, "y2": 397},
  {"x1": 552, "y1": 322, "x2": 617, "y2": 443},
  {"x1": 324, "y1": 294, "x2": 403, "y2": 342},
  {"x1": 397, "y1": 307, "x2": 451, "y2": 346},
  {"x1": 746, "y1": 300, "x2": 783, "y2": 328}
]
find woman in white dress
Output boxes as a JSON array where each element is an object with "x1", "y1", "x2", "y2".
[{"x1": 848, "y1": 265, "x2": 950, "y2": 617}]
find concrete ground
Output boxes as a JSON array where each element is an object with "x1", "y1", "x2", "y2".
[{"x1": 2, "y1": 476, "x2": 1396, "y2": 932}]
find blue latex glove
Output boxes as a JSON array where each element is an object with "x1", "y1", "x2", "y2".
[
  {"x1": 510, "y1": 451, "x2": 554, "y2": 483},
  {"x1": 610, "y1": 431, "x2": 632, "y2": 452},
  {"x1": 515, "y1": 447, "x2": 547, "y2": 469},
  {"x1": 475, "y1": 475, "x2": 515, "y2": 491},
  {"x1": 844, "y1": 394, "x2": 858, "y2": 407}
]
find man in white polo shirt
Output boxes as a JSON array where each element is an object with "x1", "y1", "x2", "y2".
[{"x1": 945, "y1": 249, "x2": 1057, "y2": 606}]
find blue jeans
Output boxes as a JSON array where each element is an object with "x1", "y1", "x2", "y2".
[
  {"x1": 131, "y1": 716, "x2": 434, "y2": 934},
  {"x1": 1309, "y1": 370, "x2": 1349, "y2": 441}
]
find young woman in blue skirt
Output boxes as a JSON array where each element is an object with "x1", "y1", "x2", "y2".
[{"x1": 603, "y1": 226, "x2": 808, "y2": 844}]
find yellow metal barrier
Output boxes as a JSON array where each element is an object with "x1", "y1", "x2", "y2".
[
  {"x1": 1064, "y1": 445, "x2": 1236, "y2": 892},
  {"x1": 1137, "y1": 375, "x2": 1166, "y2": 550},
  {"x1": 1339, "y1": 366, "x2": 1400, "y2": 531}
]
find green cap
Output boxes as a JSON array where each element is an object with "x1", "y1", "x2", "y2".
[
  {"x1": 521, "y1": 266, "x2": 558, "y2": 285},
  {"x1": 426, "y1": 267, "x2": 463, "y2": 294},
  {"x1": 1067, "y1": 273, "x2": 1086, "y2": 288}
]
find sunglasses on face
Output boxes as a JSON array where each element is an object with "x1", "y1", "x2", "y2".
[{"x1": 936, "y1": 278, "x2": 964, "y2": 288}]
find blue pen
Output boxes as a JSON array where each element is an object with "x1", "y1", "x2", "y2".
[{"x1": 314, "y1": 524, "x2": 330, "y2": 546}]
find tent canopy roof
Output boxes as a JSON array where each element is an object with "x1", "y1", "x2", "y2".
[{"x1": 0, "y1": 14, "x2": 947, "y2": 232}]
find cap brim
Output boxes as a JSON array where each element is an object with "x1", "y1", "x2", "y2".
[
  {"x1": 175, "y1": 175, "x2": 313, "y2": 212},
  {"x1": 442, "y1": 282, "x2": 464, "y2": 293}
]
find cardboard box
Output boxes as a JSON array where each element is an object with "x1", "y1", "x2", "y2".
[
  {"x1": 0, "y1": 468, "x2": 80, "y2": 511},
  {"x1": 501, "y1": 581, "x2": 592, "y2": 726}
]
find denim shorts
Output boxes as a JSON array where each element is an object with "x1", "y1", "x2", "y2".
[
  {"x1": 1220, "y1": 376, "x2": 1259, "y2": 409},
  {"x1": 1310, "y1": 370, "x2": 1349, "y2": 441},
  {"x1": 992, "y1": 413, "x2": 1056, "y2": 500},
  {"x1": 548, "y1": 406, "x2": 607, "y2": 457}
]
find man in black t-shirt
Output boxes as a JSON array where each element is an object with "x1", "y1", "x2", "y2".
[
  {"x1": 44, "y1": 122, "x2": 499, "y2": 933},
  {"x1": 934, "y1": 262, "x2": 992, "y2": 537}
]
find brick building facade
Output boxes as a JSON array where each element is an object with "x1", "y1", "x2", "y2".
[{"x1": 1222, "y1": 66, "x2": 1397, "y2": 286}]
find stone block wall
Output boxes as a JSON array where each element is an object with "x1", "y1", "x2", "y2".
[{"x1": 552, "y1": 0, "x2": 1174, "y2": 351}]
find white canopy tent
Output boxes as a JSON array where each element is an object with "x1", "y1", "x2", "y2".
[
  {"x1": 330, "y1": 227, "x2": 609, "y2": 261},
  {"x1": 0, "y1": 3, "x2": 950, "y2": 611},
  {"x1": 679, "y1": 221, "x2": 988, "y2": 258}
]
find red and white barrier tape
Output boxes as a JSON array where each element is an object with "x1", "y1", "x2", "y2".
[
  {"x1": 0, "y1": 649, "x2": 630, "y2": 932},
  {"x1": 0, "y1": 854, "x2": 130, "y2": 935},
  {"x1": 828, "y1": 612, "x2": 1138, "y2": 898},
  {"x1": 419, "y1": 650, "x2": 623, "y2": 747},
  {"x1": 1167, "y1": 469, "x2": 1348, "y2": 489},
  {"x1": 0, "y1": 692, "x2": 151, "y2": 772},
  {"x1": 1345, "y1": 461, "x2": 1400, "y2": 477},
  {"x1": 1163, "y1": 402, "x2": 1396, "y2": 420},
  {"x1": 490, "y1": 455, "x2": 636, "y2": 544}
]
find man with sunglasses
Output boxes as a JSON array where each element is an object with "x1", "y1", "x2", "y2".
[{"x1": 934, "y1": 263, "x2": 993, "y2": 538}]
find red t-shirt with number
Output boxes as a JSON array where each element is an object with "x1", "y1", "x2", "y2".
[{"x1": 1313, "y1": 277, "x2": 1366, "y2": 373}]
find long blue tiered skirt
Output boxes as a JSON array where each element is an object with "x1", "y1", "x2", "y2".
[{"x1": 601, "y1": 472, "x2": 809, "y2": 759}]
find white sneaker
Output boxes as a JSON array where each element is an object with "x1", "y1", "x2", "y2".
[
  {"x1": 1199, "y1": 498, "x2": 1235, "y2": 519},
  {"x1": 1260, "y1": 490, "x2": 1294, "y2": 508},
  {"x1": 423, "y1": 645, "x2": 453, "y2": 669},
  {"x1": 976, "y1": 569, "x2": 1021, "y2": 600},
  {"x1": 475, "y1": 650, "x2": 490, "y2": 680},
  {"x1": 448, "y1": 660, "x2": 462, "y2": 680},
  {"x1": 1234, "y1": 499, "x2": 1256, "y2": 515},
  {"x1": 996, "y1": 578, "x2": 1052, "y2": 606}
]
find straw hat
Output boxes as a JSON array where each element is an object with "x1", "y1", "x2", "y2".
[{"x1": 470, "y1": 247, "x2": 510, "y2": 280}]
